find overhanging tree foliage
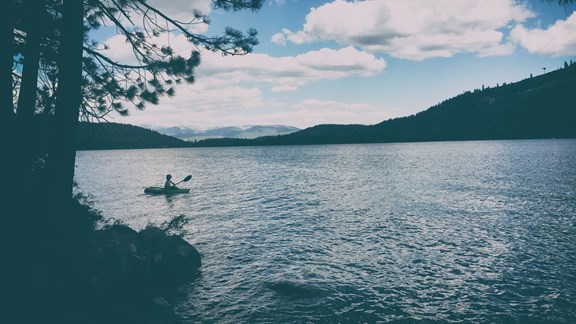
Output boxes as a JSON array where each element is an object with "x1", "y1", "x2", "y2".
[
  {"x1": 4, "y1": 0, "x2": 263, "y2": 203},
  {"x1": 81, "y1": 0, "x2": 260, "y2": 119}
]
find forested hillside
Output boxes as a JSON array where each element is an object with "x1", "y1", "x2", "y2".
[
  {"x1": 192, "y1": 62, "x2": 576, "y2": 147},
  {"x1": 77, "y1": 122, "x2": 187, "y2": 150},
  {"x1": 367, "y1": 62, "x2": 576, "y2": 142}
]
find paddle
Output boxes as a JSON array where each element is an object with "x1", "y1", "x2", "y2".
[{"x1": 174, "y1": 175, "x2": 192, "y2": 185}]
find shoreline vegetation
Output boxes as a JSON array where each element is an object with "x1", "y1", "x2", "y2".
[
  {"x1": 77, "y1": 63, "x2": 576, "y2": 150},
  {"x1": 6, "y1": 194, "x2": 201, "y2": 323}
]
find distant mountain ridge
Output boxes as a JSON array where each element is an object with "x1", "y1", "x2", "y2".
[
  {"x1": 76, "y1": 124, "x2": 299, "y2": 150},
  {"x1": 151, "y1": 125, "x2": 300, "y2": 140},
  {"x1": 192, "y1": 63, "x2": 576, "y2": 147},
  {"x1": 76, "y1": 62, "x2": 576, "y2": 150}
]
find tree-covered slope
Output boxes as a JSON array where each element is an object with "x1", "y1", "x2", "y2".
[
  {"x1": 76, "y1": 122, "x2": 187, "y2": 150},
  {"x1": 193, "y1": 63, "x2": 575, "y2": 147},
  {"x1": 366, "y1": 63, "x2": 576, "y2": 142}
]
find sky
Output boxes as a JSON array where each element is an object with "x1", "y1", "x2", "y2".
[{"x1": 98, "y1": 0, "x2": 576, "y2": 130}]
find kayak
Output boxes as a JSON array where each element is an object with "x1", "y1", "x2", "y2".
[{"x1": 144, "y1": 187, "x2": 190, "y2": 195}]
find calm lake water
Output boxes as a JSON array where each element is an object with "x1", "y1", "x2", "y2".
[{"x1": 75, "y1": 140, "x2": 576, "y2": 323}]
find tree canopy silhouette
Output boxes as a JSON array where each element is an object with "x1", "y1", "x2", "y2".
[
  {"x1": 3, "y1": 3, "x2": 264, "y2": 321},
  {"x1": 3, "y1": 0, "x2": 263, "y2": 203}
]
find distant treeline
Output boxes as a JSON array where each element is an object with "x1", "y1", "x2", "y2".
[
  {"x1": 77, "y1": 122, "x2": 187, "y2": 150},
  {"x1": 77, "y1": 63, "x2": 576, "y2": 150},
  {"x1": 191, "y1": 63, "x2": 576, "y2": 147}
]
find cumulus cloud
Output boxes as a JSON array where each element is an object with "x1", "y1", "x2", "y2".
[
  {"x1": 118, "y1": 90, "x2": 396, "y2": 129},
  {"x1": 103, "y1": 32, "x2": 388, "y2": 128},
  {"x1": 198, "y1": 46, "x2": 386, "y2": 91},
  {"x1": 145, "y1": 0, "x2": 212, "y2": 23},
  {"x1": 510, "y1": 11, "x2": 576, "y2": 56},
  {"x1": 102, "y1": 26, "x2": 386, "y2": 90},
  {"x1": 297, "y1": 46, "x2": 386, "y2": 74},
  {"x1": 272, "y1": 0, "x2": 534, "y2": 60},
  {"x1": 93, "y1": 0, "x2": 210, "y2": 40},
  {"x1": 289, "y1": 99, "x2": 395, "y2": 126},
  {"x1": 100, "y1": 32, "x2": 201, "y2": 69}
]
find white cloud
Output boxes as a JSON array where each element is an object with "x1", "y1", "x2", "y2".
[
  {"x1": 104, "y1": 36, "x2": 388, "y2": 128},
  {"x1": 198, "y1": 46, "x2": 386, "y2": 91},
  {"x1": 101, "y1": 32, "x2": 201, "y2": 66},
  {"x1": 114, "y1": 82, "x2": 397, "y2": 129},
  {"x1": 297, "y1": 46, "x2": 386, "y2": 75},
  {"x1": 103, "y1": 32, "x2": 385, "y2": 87},
  {"x1": 92, "y1": 0, "x2": 211, "y2": 44},
  {"x1": 272, "y1": 0, "x2": 534, "y2": 60},
  {"x1": 510, "y1": 12, "x2": 576, "y2": 56},
  {"x1": 111, "y1": 79, "x2": 268, "y2": 128},
  {"x1": 289, "y1": 99, "x2": 396, "y2": 127},
  {"x1": 145, "y1": 0, "x2": 212, "y2": 23}
]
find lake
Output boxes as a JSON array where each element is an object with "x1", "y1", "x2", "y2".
[{"x1": 75, "y1": 139, "x2": 576, "y2": 323}]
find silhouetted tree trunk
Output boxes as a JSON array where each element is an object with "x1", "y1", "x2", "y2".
[
  {"x1": 49, "y1": 0, "x2": 84, "y2": 202},
  {"x1": 17, "y1": 0, "x2": 43, "y2": 118},
  {"x1": 12, "y1": 0, "x2": 45, "y2": 194},
  {"x1": 0, "y1": 1, "x2": 15, "y2": 118},
  {"x1": 1, "y1": 1, "x2": 18, "y2": 203}
]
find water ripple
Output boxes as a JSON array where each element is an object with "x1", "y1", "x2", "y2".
[{"x1": 75, "y1": 140, "x2": 576, "y2": 323}]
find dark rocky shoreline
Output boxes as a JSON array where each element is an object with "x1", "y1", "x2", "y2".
[
  {"x1": 5, "y1": 198, "x2": 201, "y2": 324},
  {"x1": 84, "y1": 224, "x2": 202, "y2": 323}
]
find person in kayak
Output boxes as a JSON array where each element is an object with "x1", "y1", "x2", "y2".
[{"x1": 164, "y1": 174, "x2": 179, "y2": 190}]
